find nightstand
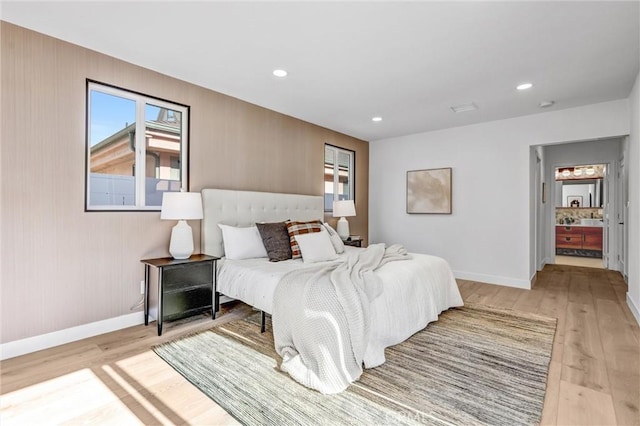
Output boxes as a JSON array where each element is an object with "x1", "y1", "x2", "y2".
[
  {"x1": 343, "y1": 237, "x2": 363, "y2": 247},
  {"x1": 141, "y1": 254, "x2": 219, "y2": 336}
]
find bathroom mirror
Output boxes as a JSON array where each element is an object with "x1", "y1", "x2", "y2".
[{"x1": 554, "y1": 179, "x2": 603, "y2": 208}]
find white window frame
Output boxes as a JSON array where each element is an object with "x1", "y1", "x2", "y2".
[
  {"x1": 85, "y1": 81, "x2": 189, "y2": 211},
  {"x1": 324, "y1": 144, "x2": 355, "y2": 212}
]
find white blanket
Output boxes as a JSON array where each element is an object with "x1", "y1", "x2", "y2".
[
  {"x1": 272, "y1": 244, "x2": 411, "y2": 394},
  {"x1": 217, "y1": 247, "x2": 464, "y2": 371}
]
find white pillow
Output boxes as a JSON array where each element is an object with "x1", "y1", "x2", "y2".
[
  {"x1": 218, "y1": 224, "x2": 268, "y2": 260},
  {"x1": 323, "y1": 222, "x2": 345, "y2": 254},
  {"x1": 294, "y1": 230, "x2": 339, "y2": 263}
]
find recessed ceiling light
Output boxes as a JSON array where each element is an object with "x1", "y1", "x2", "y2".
[
  {"x1": 273, "y1": 69, "x2": 288, "y2": 78},
  {"x1": 450, "y1": 102, "x2": 477, "y2": 113},
  {"x1": 539, "y1": 100, "x2": 555, "y2": 108},
  {"x1": 516, "y1": 83, "x2": 533, "y2": 90},
  {"x1": 372, "y1": 116, "x2": 382, "y2": 122}
]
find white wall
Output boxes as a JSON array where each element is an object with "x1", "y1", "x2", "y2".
[
  {"x1": 627, "y1": 71, "x2": 640, "y2": 323},
  {"x1": 369, "y1": 99, "x2": 630, "y2": 288}
]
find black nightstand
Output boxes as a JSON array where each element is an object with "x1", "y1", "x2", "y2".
[
  {"x1": 141, "y1": 254, "x2": 219, "y2": 336},
  {"x1": 343, "y1": 237, "x2": 363, "y2": 247}
]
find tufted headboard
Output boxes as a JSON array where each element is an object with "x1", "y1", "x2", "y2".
[{"x1": 201, "y1": 188, "x2": 324, "y2": 258}]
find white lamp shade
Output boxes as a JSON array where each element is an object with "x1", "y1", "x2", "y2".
[
  {"x1": 332, "y1": 199, "x2": 356, "y2": 218},
  {"x1": 161, "y1": 192, "x2": 203, "y2": 220}
]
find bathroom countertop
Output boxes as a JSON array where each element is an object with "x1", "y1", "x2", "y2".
[{"x1": 556, "y1": 224, "x2": 603, "y2": 227}]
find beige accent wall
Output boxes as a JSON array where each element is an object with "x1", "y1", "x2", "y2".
[{"x1": 0, "y1": 22, "x2": 369, "y2": 343}]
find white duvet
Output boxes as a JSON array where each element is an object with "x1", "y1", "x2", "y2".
[{"x1": 217, "y1": 246, "x2": 463, "y2": 368}]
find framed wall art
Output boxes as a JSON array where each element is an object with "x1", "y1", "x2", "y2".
[
  {"x1": 407, "y1": 167, "x2": 452, "y2": 214},
  {"x1": 567, "y1": 196, "x2": 583, "y2": 208}
]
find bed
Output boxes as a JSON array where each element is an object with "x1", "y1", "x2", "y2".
[{"x1": 201, "y1": 188, "x2": 463, "y2": 393}]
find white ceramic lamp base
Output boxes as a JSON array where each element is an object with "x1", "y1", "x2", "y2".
[
  {"x1": 336, "y1": 217, "x2": 350, "y2": 240},
  {"x1": 169, "y1": 220, "x2": 194, "y2": 259}
]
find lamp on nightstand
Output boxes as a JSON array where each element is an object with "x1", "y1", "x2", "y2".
[
  {"x1": 333, "y1": 199, "x2": 356, "y2": 240},
  {"x1": 161, "y1": 191, "x2": 203, "y2": 259}
]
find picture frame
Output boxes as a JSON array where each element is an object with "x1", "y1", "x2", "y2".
[
  {"x1": 567, "y1": 195, "x2": 583, "y2": 207},
  {"x1": 407, "y1": 167, "x2": 452, "y2": 214}
]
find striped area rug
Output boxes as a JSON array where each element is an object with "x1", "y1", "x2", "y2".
[{"x1": 153, "y1": 304, "x2": 556, "y2": 425}]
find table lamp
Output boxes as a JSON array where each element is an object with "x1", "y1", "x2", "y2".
[
  {"x1": 161, "y1": 191, "x2": 203, "y2": 259},
  {"x1": 332, "y1": 199, "x2": 356, "y2": 240}
]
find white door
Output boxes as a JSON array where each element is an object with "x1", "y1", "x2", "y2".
[
  {"x1": 602, "y1": 165, "x2": 610, "y2": 268},
  {"x1": 617, "y1": 156, "x2": 628, "y2": 279},
  {"x1": 535, "y1": 154, "x2": 544, "y2": 269}
]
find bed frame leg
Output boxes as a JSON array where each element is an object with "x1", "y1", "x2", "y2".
[{"x1": 260, "y1": 311, "x2": 266, "y2": 333}]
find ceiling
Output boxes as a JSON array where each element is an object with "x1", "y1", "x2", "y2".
[{"x1": 2, "y1": 1, "x2": 639, "y2": 142}]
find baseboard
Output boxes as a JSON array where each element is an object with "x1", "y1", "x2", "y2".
[
  {"x1": 538, "y1": 257, "x2": 550, "y2": 270},
  {"x1": 627, "y1": 293, "x2": 640, "y2": 326},
  {"x1": 0, "y1": 311, "x2": 145, "y2": 361},
  {"x1": 453, "y1": 270, "x2": 531, "y2": 289}
]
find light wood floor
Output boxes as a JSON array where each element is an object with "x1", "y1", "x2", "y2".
[
  {"x1": 555, "y1": 255, "x2": 605, "y2": 269},
  {"x1": 1, "y1": 265, "x2": 638, "y2": 425}
]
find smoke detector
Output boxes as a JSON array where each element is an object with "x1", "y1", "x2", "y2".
[{"x1": 450, "y1": 102, "x2": 477, "y2": 113}]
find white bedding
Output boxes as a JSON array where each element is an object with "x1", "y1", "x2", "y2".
[{"x1": 218, "y1": 246, "x2": 463, "y2": 368}]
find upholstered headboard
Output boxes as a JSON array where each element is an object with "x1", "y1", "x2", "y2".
[{"x1": 201, "y1": 188, "x2": 324, "y2": 258}]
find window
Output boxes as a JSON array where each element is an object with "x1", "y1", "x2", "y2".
[
  {"x1": 85, "y1": 81, "x2": 189, "y2": 211},
  {"x1": 324, "y1": 144, "x2": 355, "y2": 211}
]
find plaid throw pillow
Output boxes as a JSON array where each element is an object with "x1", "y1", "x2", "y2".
[{"x1": 285, "y1": 219, "x2": 323, "y2": 259}]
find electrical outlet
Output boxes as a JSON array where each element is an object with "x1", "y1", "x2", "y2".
[{"x1": 140, "y1": 280, "x2": 145, "y2": 294}]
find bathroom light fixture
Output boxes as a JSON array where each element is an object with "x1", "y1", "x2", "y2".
[
  {"x1": 573, "y1": 168, "x2": 583, "y2": 177},
  {"x1": 372, "y1": 116, "x2": 382, "y2": 122},
  {"x1": 562, "y1": 169, "x2": 571, "y2": 177},
  {"x1": 516, "y1": 83, "x2": 533, "y2": 90},
  {"x1": 273, "y1": 69, "x2": 288, "y2": 77},
  {"x1": 585, "y1": 167, "x2": 595, "y2": 176}
]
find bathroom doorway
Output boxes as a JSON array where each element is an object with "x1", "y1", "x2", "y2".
[
  {"x1": 536, "y1": 137, "x2": 625, "y2": 275},
  {"x1": 554, "y1": 163, "x2": 607, "y2": 269}
]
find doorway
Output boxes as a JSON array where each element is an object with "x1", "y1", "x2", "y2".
[
  {"x1": 554, "y1": 164, "x2": 607, "y2": 269},
  {"x1": 536, "y1": 137, "x2": 625, "y2": 274}
]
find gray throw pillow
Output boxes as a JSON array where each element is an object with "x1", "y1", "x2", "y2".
[{"x1": 256, "y1": 222, "x2": 292, "y2": 262}]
